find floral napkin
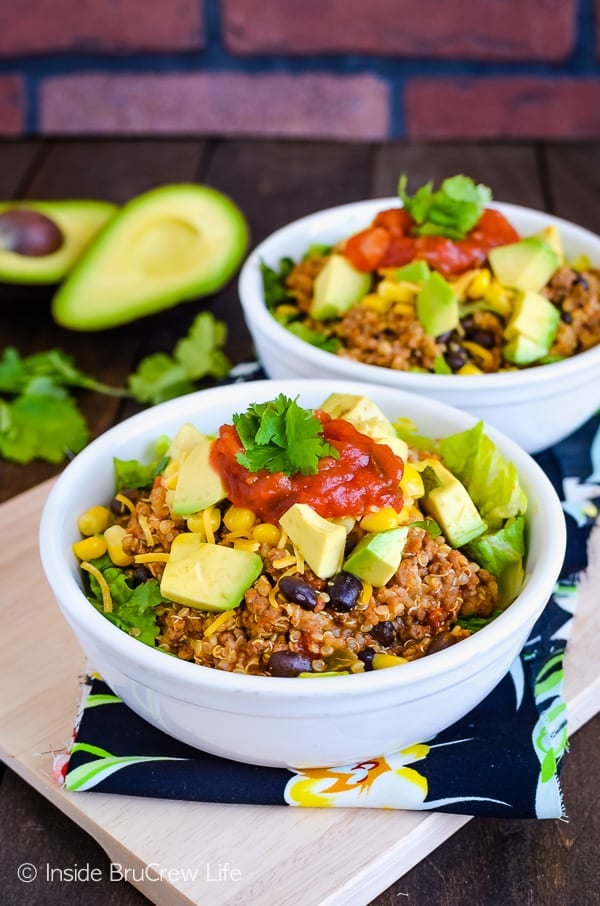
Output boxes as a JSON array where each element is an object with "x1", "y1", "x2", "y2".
[{"x1": 60, "y1": 367, "x2": 600, "y2": 818}]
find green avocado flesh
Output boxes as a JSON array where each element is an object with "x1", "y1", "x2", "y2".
[
  {"x1": 0, "y1": 200, "x2": 117, "y2": 285},
  {"x1": 51, "y1": 184, "x2": 249, "y2": 331}
]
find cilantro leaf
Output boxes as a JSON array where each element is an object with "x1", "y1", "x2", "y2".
[
  {"x1": 398, "y1": 174, "x2": 492, "y2": 240},
  {"x1": 233, "y1": 394, "x2": 339, "y2": 476},
  {"x1": 0, "y1": 388, "x2": 89, "y2": 463},
  {"x1": 0, "y1": 346, "x2": 125, "y2": 397},
  {"x1": 260, "y1": 257, "x2": 295, "y2": 308},
  {"x1": 128, "y1": 312, "x2": 231, "y2": 405}
]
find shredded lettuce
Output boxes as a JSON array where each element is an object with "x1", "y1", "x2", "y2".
[
  {"x1": 84, "y1": 554, "x2": 163, "y2": 647},
  {"x1": 114, "y1": 436, "x2": 171, "y2": 490}
]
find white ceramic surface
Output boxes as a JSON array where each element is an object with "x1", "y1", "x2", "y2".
[
  {"x1": 39, "y1": 379, "x2": 566, "y2": 768},
  {"x1": 238, "y1": 199, "x2": 600, "y2": 454}
]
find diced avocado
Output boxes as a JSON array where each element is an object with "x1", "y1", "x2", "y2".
[
  {"x1": 395, "y1": 260, "x2": 430, "y2": 282},
  {"x1": 504, "y1": 290, "x2": 560, "y2": 347},
  {"x1": 320, "y1": 393, "x2": 397, "y2": 439},
  {"x1": 171, "y1": 435, "x2": 227, "y2": 516},
  {"x1": 310, "y1": 253, "x2": 371, "y2": 320},
  {"x1": 503, "y1": 334, "x2": 550, "y2": 366},
  {"x1": 416, "y1": 272, "x2": 459, "y2": 338},
  {"x1": 488, "y1": 237, "x2": 559, "y2": 293},
  {"x1": 279, "y1": 503, "x2": 346, "y2": 579},
  {"x1": 374, "y1": 435, "x2": 409, "y2": 460},
  {"x1": 535, "y1": 225, "x2": 564, "y2": 264},
  {"x1": 160, "y1": 534, "x2": 262, "y2": 611},
  {"x1": 52, "y1": 184, "x2": 248, "y2": 331},
  {"x1": 343, "y1": 526, "x2": 409, "y2": 587},
  {"x1": 0, "y1": 200, "x2": 117, "y2": 285},
  {"x1": 167, "y1": 423, "x2": 206, "y2": 462},
  {"x1": 419, "y1": 460, "x2": 486, "y2": 548}
]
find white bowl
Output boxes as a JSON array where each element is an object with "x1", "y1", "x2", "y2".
[
  {"x1": 238, "y1": 199, "x2": 600, "y2": 454},
  {"x1": 39, "y1": 379, "x2": 565, "y2": 768}
]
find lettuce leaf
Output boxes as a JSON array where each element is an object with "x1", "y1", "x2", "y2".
[
  {"x1": 84, "y1": 554, "x2": 163, "y2": 647},
  {"x1": 114, "y1": 436, "x2": 171, "y2": 489},
  {"x1": 465, "y1": 515, "x2": 526, "y2": 605}
]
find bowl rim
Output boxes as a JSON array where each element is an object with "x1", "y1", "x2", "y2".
[
  {"x1": 39, "y1": 378, "x2": 566, "y2": 701},
  {"x1": 238, "y1": 197, "x2": 600, "y2": 389}
]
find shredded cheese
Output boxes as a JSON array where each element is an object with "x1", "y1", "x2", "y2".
[
  {"x1": 114, "y1": 493, "x2": 136, "y2": 515},
  {"x1": 233, "y1": 539, "x2": 260, "y2": 552},
  {"x1": 137, "y1": 514, "x2": 154, "y2": 548},
  {"x1": 204, "y1": 611, "x2": 236, "y2": 637},
  {"x1": 291, "y1": 544, "x2": 305, "y2": 574},
  {"x1": 203, "y1": 507, "x2": 215, "y2": 544},
  {"x1": 359, "y1": 581, "x2": 373, "y2": 606},
  {"x1": 272, "y1": 555, "x2": 296, "y2": 570},
  {"x1": 134, "y1": 552, "x2": 170, "y2": 564},
  {"x1": 278, "y1": 528, "x2": 289, "y2": 550},
  {"x1": 81, "y1": 561, "x2": 113, "y2": 613}
]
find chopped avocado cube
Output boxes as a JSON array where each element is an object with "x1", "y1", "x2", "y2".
[
  {"x1": 420, "y1": 461, "x2": 486, "y2": 548},
  {"x1": 416, "y1": 271, "x2": 459, "y2": 338},
  {"x1": 171, "y1": 435, "x2": 227, "y2": 516},
  {"x1": 320, "y1": 393, "x2": 397, "y2": 439},
  {"x1": 167, "y1": 423, "x2": 206, "y2": 462},
  {"x1": 373, "y1": 435, "x2": 409, "y2": 460},
  {"x1": 535, "y1": 225, "x2": 564, "y2": 264},
  {"x1": 310, "y1": 253, "x2": 371, "y2": 320},
  {"x1": 503, "y1": 334, "x2": 550, "y2": 366},
  {"x1": 395, "y1": 260, "x2": 430, "y2": 282},
  {"x1": 160, "y1": 534, "x2": 262, "y2": 611},
  {"x1": 504, "y1": 290, "x2": 560, "y2": 347},
  {"x1": 344, "y1": 526, "x2": 409, "y2": 587},
  {"x1": 488, "y1": 237, "x2": 559, "y2": 293},
  {"x1": 279, "y1": 503, "x2": 346, "y2": 579}
]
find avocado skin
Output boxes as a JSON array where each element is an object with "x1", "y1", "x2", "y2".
[
  {"x1": 51, "y1": 184, "x2": 249, "y2": 331},
  {"x1": 0, "y1": 200, "x2": 117, "y2": 285}
]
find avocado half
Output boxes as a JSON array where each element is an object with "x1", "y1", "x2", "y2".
[
  {"x1": 51, "y1": 184, "x2": 249, "y2": 331},
  {"x1": 0, "y1": 200, "x2": 117, "y2": 285}
]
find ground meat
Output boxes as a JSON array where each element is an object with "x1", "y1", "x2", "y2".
[
  {"x1": 154, "y1": 526, "x2": 498, "y2": 675},
  {"x1": 121, "y1": 478, "x2": 184, "y2": 579},
  {"x1": 544, "y1": 266, "x2": 600, "y2": 356},
  {"x1": 334, "y1": 304, "x2": 442, "y2": 371},
  {"x1": 285, "y1": 254, "x2": 329, "y2": 313}
]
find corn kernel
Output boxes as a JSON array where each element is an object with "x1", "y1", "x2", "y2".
[
  {"x1": 467, "y1": 268, "x2": 491, "y2": 299},
  {"x1": 484, "y1": 278, "x2": 513, "y2": 316},
  {"x1": 372, "y1": 653, "x2": 408, "y2": 669},
  {"x1": 360, "y1": 293, "x2": 391, "y2": 313},
  {"x1": 103, "y1": 524, "x2": 133, "y2": 566},
  {"x1": 377, "y1": 279, "x2": 418, "y2": 303},
  {"x1": 391, "y1": 301, "x2": 415, "y2": 317},
  {"x1": 252, "y1": 523, "x2": 281, "y2": 546},
  {"x1": 164, "y1": 471, "x2": 179, "y2": 490},
  {"x1": 449, "y1": 269, "x2": 478, "y2": 300},
  {"x1": 77, "y1": 505, "x2": 111, "y2": 537},
  {"x1": 457, "y1": 362, "x2": 484, "y2": 375},
  {"x1": 396, "y1": 504, "x2": 423, "y2": 524},
  {"x1": 400, "y1": 464, "x2": 425, "y2": 499},
  {"x1": 72, "y1": 535, "x2": 107, "y2": 561},
  {"x1": 360, "y1": 508, "x2": 399, "y2": 533},
  {"x1": 224, "y1": 505, "x2": 256, "y2": 533},
  {"x1": 187, "y1": 509, "x2": 221, "y2": 536}
]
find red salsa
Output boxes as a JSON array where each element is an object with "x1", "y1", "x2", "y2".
[
  {"x1": 344, "y1": 207, "x2": 520, "y2": 276},
  {"x1": 211, "y1": 412, "x2": 405, "y2": 524}
]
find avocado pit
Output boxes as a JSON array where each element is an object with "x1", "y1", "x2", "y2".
[{"x1": 0, "y1": 208, "x2": 64, "y2": 257}]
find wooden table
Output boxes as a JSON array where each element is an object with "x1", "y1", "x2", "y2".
[{"x1": 1, "y1": 138, "x2": 599, "y2": 906}]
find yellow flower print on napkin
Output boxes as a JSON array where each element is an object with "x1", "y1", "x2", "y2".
[{"x1": 284, "y1": 744, "x2": 430, "y2": 809}]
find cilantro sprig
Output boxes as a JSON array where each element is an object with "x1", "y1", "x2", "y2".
[
  {"x1": 233, "y1": 394, "x2": 339, "y2": 476},
  {"x1": 398, "y1": 174, "x2": 492, "y2": 240},
  {"x1": 0, "y1": 312, "x2": 231, "y2": 465}
]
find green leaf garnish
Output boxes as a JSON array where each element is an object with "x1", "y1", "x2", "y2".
[
  {"x1": 128, "y1": 312, "x2": 231, "y2": 405},
  {"x1": 260, "y1": 257, "x2": 295, "y2": 308},
  {"x1": 233, "y1": 394, "x2": 339, "y2": 476},
  {"x1": 398, "y1": 174, "x2": 492, "y2": 240},
  {"x1": 84, "y1": 554, "x2": 163, "y2": 647},
  {"x1": 285, "y1": 320, "x2": 341, "y2": 352},
  {"x1": 0, "y1": 387, "x2": 89, "y2": 464}
]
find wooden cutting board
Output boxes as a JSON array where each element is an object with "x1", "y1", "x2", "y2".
[{"x1": 1, "y1": 480, "x2": 599, "y2": 906}]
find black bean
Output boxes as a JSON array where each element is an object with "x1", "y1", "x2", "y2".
[
  {"x1": 326, "y1": 571, "x2": 362, "y2": 612},
  {"x1": 427, "y1": 631, "x2": 459, "y2": 655},
  {"x1": 467, "y1": 328, "x2": 496, "y2": 349},
  {"x1": 445, "y1": 349, "x2": 468, "y2": 370},
  {"x1": 561, "y1": 310, "x2": 573, "y2": 324},
  {"x1": 371, "y1": 621, "x2": 396, "y2": 646},
  {"x1": 573, "y1": 274, "x2": 589, "y2": 290},
  {"x1": 279, "y1": 576, "x2": 319, "y2": 610},
  {"x1": 269, "y1": 651, "x2": 313, "y2": 677},
  {"x1": 131, "y1": 565, "x2": 152, "y2": 586},
  {"x1": 358, "y1": 647, "x2": 376, "y2": 671}
]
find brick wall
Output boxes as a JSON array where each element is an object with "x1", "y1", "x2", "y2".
[{"x1": 0, "y1": 0, "x2": 598, "y2": 139}]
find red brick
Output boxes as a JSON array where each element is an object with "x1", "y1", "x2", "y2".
[
  {"x1": 223, "y1": 0, "x2": 575, "y2": 61},
  {"x1": 0, "y1": 0, "x2": 203, "y2": 55},
  {"x1": 39, "y1": 72, "x2": 390, "y2": 140},
  {"x1": 405, "y1": 77, "x2": 600, "y2": 139},
  {"x1": 0, "y1": 76, "x2": 25, "y2": 136}
]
